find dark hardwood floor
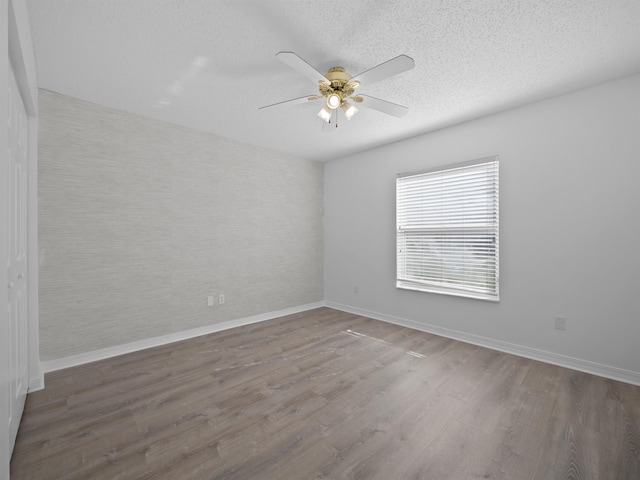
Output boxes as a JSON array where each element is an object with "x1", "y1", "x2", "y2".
[{"x1": 10, "y1": 307, "x2": 640, "y2": 479}]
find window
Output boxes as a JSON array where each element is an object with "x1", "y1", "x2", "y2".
[{"x1": 396, "y1": 157, "x2": 499, "y2": 301}]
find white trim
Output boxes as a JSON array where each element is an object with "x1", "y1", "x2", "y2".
[
  {"x1": 40, "y1": 299, "x2": 640, "y2": 386},
  {"x1": 396, "y1": 282, "x2": 499, "y2": 303},
  {"x1": 8, "y1": 0, "x2": 37, "y2": 115},
  {"x1": 2, "y1": 1, "x2": 40, "y2": 470},
  {"x1": 28, "y1": 375, "x2": 44, "y2": 392},
  {"x1": 7, "y1": 0, "x2": 42, "y2": 395},
  {"x1": 1, "y1": 3, "x2": 11, "y2": 476},
  {"x1": 41, "y1": 302, "x2": 324, "y2": 374},
  {"x1": 27, "y1": 112, "x2": 42, "y2": 391},
  {"x1": 325, "y1": 301, "x2": 640, "y2": 387}
]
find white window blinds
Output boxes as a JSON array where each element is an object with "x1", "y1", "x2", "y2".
[{"x1": 396, "y1": 157, "x2": 499, "y2": 301}]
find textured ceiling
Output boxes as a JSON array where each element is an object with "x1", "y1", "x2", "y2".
[{"x1": 26, "y1": 0, "x2": 640, "y2": 161}]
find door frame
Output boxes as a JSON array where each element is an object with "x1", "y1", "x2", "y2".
[{"x1": 2, "y1": 0, "x2": 40, "y2": 473}]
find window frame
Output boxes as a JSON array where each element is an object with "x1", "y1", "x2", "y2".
[{"x1": 396, "y1": 156, "x2": 499, "y2": 302}]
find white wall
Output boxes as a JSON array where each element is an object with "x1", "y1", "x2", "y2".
[{"x1": 324, "y1": 74, "x2": 640, "y2": 383}]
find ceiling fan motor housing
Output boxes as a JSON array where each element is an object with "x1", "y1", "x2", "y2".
[
  {"x1": 325, "y1": 67, "x2": 351, "y2": 85},
  {"x1": 319, "y1": 67, "x2": 360, "y2": 108}
]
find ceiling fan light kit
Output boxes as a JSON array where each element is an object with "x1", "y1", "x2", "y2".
[
  {"x1": 260, "y1": 51, "x2": 415, "y2": 128},
  {"x1": 318, "y1": 105, "x2": 333, "y2": 122},
  {"x1": 326, "y1": 93, "x2": 342, "y2": 110},
  {"x1": 341, "y1": 101, "x2": 358, "y2": 120}
]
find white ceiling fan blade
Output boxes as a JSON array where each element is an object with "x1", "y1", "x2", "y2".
[
  {"x1": 259, "y1": 95, "x2": 320, "y2": 110},
  {"x1": 275, "y1": 51, "x2": 330, "y2": 86},
  {"x1": 350, "y1": 55, "x2": 415, "y2": 86},
  {"x1": 358, "y1": 94, "x2": 409, "y2": 117}
]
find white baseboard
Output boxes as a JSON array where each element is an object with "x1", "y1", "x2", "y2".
[
  {"x1": 40, "y1": 300, "x2": 640, "y2": 387},
  {"x1": 325, "y1": 301, "x2": 640, "y2": 387},
  {"x1": 41, "y1": 302, "x2": 324, "y2": 374},
  {"x1": 28, "y1": 370, "x2": 45, "y2": 392}
]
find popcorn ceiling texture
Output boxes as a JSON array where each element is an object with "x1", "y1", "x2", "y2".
[
  {"x1": 26, "y1": 0, "x2": 640, "y2": 161},
  {"x1": 37, "y1": 90, "x2": 324, "y2": 361}
]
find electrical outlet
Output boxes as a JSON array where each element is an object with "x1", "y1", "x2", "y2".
[
  {"x1": 219, "y1": 294, "x2": 225, "y2": 305},
  {"x1": 554, "y1": 316, "x2": 566, "y2": 331},
  {"x1": 207, "y1": 296, "x2": 214, "y2": 307}
]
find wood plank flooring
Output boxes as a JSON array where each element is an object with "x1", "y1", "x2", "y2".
[{"x1": 10, "y1": 307, "x2": 640, "y2": 479}]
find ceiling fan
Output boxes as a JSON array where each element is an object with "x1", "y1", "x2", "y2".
[{"x1": 259, "y1": 51, "x2": 415, "y2": 126}]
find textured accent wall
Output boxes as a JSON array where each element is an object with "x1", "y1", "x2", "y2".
[{"x1": 38, "y1": 90, "x2": 323, "y2": 361}]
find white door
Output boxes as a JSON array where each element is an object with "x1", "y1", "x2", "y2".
[{"x1": 7, "y1": 60, "x2": 29, "y2": 453}]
